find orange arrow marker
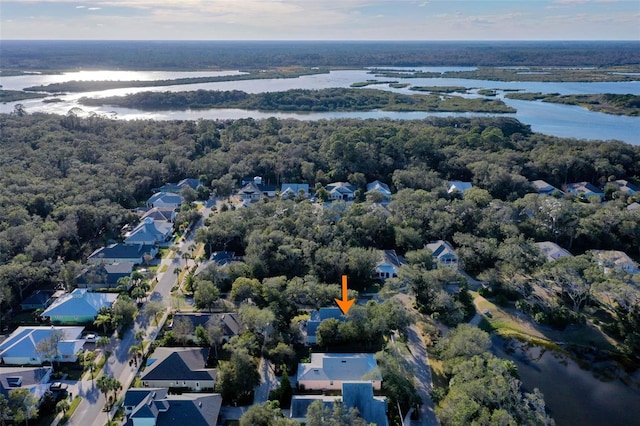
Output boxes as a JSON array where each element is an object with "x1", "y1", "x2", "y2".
[{"x1": 335, "y1": 275, "x2": 355, "y2": 315}]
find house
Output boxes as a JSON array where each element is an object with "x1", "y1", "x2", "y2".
[
  {"x1": 146, "y1": 192, "x2": 183, "y2": 210},
  {"x1": 628, "y1": 202, "x2": 640, "y2": 212},
  {"x1": 290, "y1": 382, "x2": 388, "y2": 426},
  {"x1": 281, "y1": 183, "x2": 310, "y2": 199},
  {"x1": 591, "y1": 250, "x2": 639, "y2": 275},
  {"x1": 297, "y1": 353, "x2": 382, "y2": 391},
  {"x1": 607, "y1": 179, "x2": 640, "y2": 196},
  {"x1": 565, "y1": 182, "x2": 604, "y2": 200},
  {"x1": 141, "y1": 348, "x2": 216, "y2": 391},
  {"x1": 306, "y1": 307, "x2": 345, "y2": 345},
  {"x1": 123, "y1": 387, "x2": 221, "y2": 426},
  {"x1": 0, "y1": 366, "x2": 53, "y2": 399},
  {"x1": 425, "y1": 240, "x2": 459, "y2": 268},
  {"x1": 366, "y1": 180, "x2": 392, "y2": 203},
  {"x1": 88, "y1": 243, "x2": 158, "y2": 265},
  {"x1": 238, "y1": 181, "x2": 264, "y2": 204},
  {"x1": 124, "y1": 218, "x2": 173, "y2": 246},
  {"x1": 375, "y1": 250, "x2": 407, "y2": 281},
  {"x1": 20, "y1": 290, "x2": 56, "y2": 311},
  {"x1": 153, "y1": 178, "x2": 202, "y2": 194},
  {"x1": 0, "y1": 326, "x2": 84, "y2": 365},
  {"x1": 139, "y1": 207, "x2": 178, "y2": 223},
  {"x1": 327, "y1": 182, "x2": 356, "y2": 201},
  {"x1": 41, "y1": 289, "x2": 118, "y2": 324},
  {"x1": 535, "y1": 241, "x2": 573, "y2": 262},
  {"x1": 170, "y1": 313, "x2": 241, "y2": 343},
  {"x1": 530, "y1": 180, "x2": 564, "y2": 196},
  {"x1": 76, "y1": 263, "x2": 134, "y2": 290},
  {"x1": 447, "y1": 181, "x2": 473, "y2": 195},
  {"x1": 240, "y1": 176, "x2": 277, "y2": 198}
]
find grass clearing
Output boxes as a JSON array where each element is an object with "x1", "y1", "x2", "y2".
[{"x1": 158, "y1": 264, "x2": 168, "y2": 273}]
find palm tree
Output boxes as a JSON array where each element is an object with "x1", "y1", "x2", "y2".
[
  {"x1": 94, "y1": 313, "x2": 112, "y2": 334},
  {"x1": 134, "y1": 330, "x2": 146, "y2": 343},
  {"x1": 96, "y1": 375, "x2": 111, "y2": 408},
  {"x1": 55, "y1": 399, "x2": 70, "y2": 417}
]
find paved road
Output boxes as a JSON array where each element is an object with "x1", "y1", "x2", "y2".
[
  {"x1": 67, "y1": 202, "x2": 212, "y2": 426},
  {"x1": 405, "y1": 324, "x2": 439, "y2": 426}
]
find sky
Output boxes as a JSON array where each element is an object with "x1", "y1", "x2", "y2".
[{"x1": 1, "y1": 0, "x2": 639, "y2": 41}]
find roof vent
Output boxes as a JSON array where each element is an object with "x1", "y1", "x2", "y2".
[
  {"x1": 198, "y1": 402, "x2": 202, "y2": 407},
  {"x1": 7, "y1": 377, "x2": 22, "y2": 387}
]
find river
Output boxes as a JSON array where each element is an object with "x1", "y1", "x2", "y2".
[
  {"x1": 1, "y1": 69, "x2": 639, "y2": 144},
  {"x1": 492, "y1": 338, "x2": 640, "y2": 426}
]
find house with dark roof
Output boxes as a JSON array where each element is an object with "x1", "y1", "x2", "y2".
[
  {"x1": 0, "y1": 326, "x2": 85, "y2": 365},
  {"x1": 124, "y1": 218, "x2": 173, "y2": 246},
  {"x1": 297, "y1": 353, "x2": 381, "y2": 391},
  {"x1": 141, "y1": 348, "x2": 216, "y2": 391},
  {"x1": 147, "y1": 192, "x2": 183, "y2": 210},
  {"x1": 366, "y1": 180, "x2": 392, "y2": 203},
  {"x1": 607, "y1": 179, "x2": 640, "y2": 196},
  {"x1": 20, "y1": 290, "x2": 56, "y2": 311},
  {"x1": 238, "y1": 181, "x2": 264, "y2": 204},
  {"x1": 123, "y1": 387, "x2": 221, "y2": 426},
  {"x1": 535, "y1": 241, "x2": 573, "y2": 262},
  {"x1": 76, "y1": 263, "x2": 134, "y2": 290},
  {"x1": 565, "y1": 182, "x2": 604, "y2": 200},
  {"x1": 306, "y1": 307, "x2": 346, "y2": 345},
  {"x1": 139, "y1": 207, "x2": 178, "y2": 223},
  {"x1": 591, "y1": 250, "x2": 639, "y2": 275},
  {"x1": 153, "y1": 178, "x2": 202, "y2": 194},
  {"x1": 0, "y1": 366, "x2": 53, "y2": 399},
  {"x1": 88, "y1": 243, "x2": 158, "y2": 265},
  {"x1": 170, "y1": 313, "x2": 241, "y2": 343},
  {"x1": 41, "y1": 289, "x2": 118, "y2": 324},
  {"x1": 375, "y1": 250, "x2": 407, "y2": 281},
  {"x1": 425, "y1": 240, "x2": 459, "y2": 268},
  {"x1": 281, "y1": 183, "x2": 310, "y2": 199},
  {"x1": 290, "y1": 381, "x2": 388, "y2": 426},
  {"x1": 327, "y1": 182, "x2": 356, "y2": 201}
]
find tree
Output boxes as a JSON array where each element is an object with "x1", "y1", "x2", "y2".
[
  {"x1": 305, "y1": 400, "x2": 368, "y2": 426},
  {"x1": 35, "y1": 329, "x2": 65, "y2": 370},
  {"x1": 0, "y1": 394, "x2": 7, "y2": 426},
  {"x1": 206, "y1": 320, "x2": 225, "y2": 358},
  {"x1": 194, "y1": 279, "x2": 220, "y2": 312},
  {"x1": 316, "y1": 318, "x2": 341, "y2": 347},
  {"x1": 239, "y1": 401, "x2": 298, "y2": 426},
  {"x1": 195, "y1": 324, "x2": 211, "y2": 347},
  {"x1": 172, "y1": 316, "x2": 194, "y2": 346},
  {"x1": 94, "y1": 312, "x2": 112, "y2": 334},
  {"x1": 375, "y1": 349, "x2": 421, "y2": 412},
  {"x1": 230, "y1": 277, "x2": 263, "y2": 305},
  {"x1": 215, "y1": 347, "x2": 260, "y2": 404},
  {"x1": 8, "y1": 388, "x2": 39, "y2": 426},
  {"x1": 131, "y1": 285, "x2": 147, "y2": 303},
  {"x1": 55, "y1": 399, "x2": 70, "y2": 416},
  {"x1": 112, "y1": 295, "x2": 137, "y2": 329},
  {"x1": 238, "y1": 305, "x2": 275, "y2": 347},
  {"x1": 143, "y1": 300, "x2": 165, "y2": 325}
]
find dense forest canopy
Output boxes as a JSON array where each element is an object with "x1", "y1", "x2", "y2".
[{"x1": 2, "y1": 40, "x2": 639, "y2": 71}]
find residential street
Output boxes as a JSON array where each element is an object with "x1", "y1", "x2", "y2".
[
  {"x1": 67, "y1": 202, "x2": 212, "y2": 426},
  {"x1": 405, "y1": 323, "x2": 439, "y2": 426}
]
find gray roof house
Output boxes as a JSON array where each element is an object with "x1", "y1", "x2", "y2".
[
  {"x1": 124, "y1": 387, "x2": 221, "y2": 426},
  {"x1": 447, "y1": 181, "x2": 473, "y2": 195},
  {"x1": 306, "y1": 307, "x2": 346, "y2": 345},
  {"x1": 281, "y1": 183, "x2": 310, "y2": 199},
  {"x1": 425, "y1": 240, "x2": 459, "y2": 268},
  {"x1": 146, "y1": 192, "x2": 183, "y2": 210},
  {"x1": 327, "y1": 182, "x2": 356, "y2": 201},
  {"x1": 607, "y1": 179, "x2": 640, "y2": 195},
  {"x1": 535, "y1": 241, "x2": 573, "y2": 262},
  {"x1": 290, "y1": 381, "x2": 388, "y2": 426},
  {"x1": 0, "y1": 326, "x2": 85, "y2": 365},
  {"x1": 366, "y1": 180, "x2": 392, "y2": 203},
  {"x1": 0, "y1": 366, "x2": 53, "y2": 399},
  {"x1": 530, "y1": 180, "x2": 564, "y2": 196},
  {"x1": 41, "y1": 289, "x2": 119, "y2": 324},
  {"x1": 76, "y1": 262, "x2": 134, "y2": 290},
  {"x1": 141, "y1": 348, "x2": 216, "y2": 391},
  {"x1": 88, "y1": 243, "x2": 158, "y2": 265},
  {"x1": 375, "y1": 250, "x2": 407, "y2": 281},
  {"x1": 591, "y1": 250, "x2": 639, "y2": 275},
  {"x1": 139, "y1": 207, "x2": 178, "y2": 223},
  {"x1": 297, "y1": 353, "x2": 382, "y2": 391},
  {"x1": 565, "y1": 182, "x2": 604, "y2": 200},
  {"x1": 153, "y1": 178, "x2": 202, "y2": 194},
  {"x1": 124, "y1": 218, "x2": 173, "y2": 246}
]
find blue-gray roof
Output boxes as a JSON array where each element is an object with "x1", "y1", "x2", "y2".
[
  {"x1": 21, "y1": 290, "x2": 55, "y2": 307},
  {"x1": 142, "y1": 348, "x2": 216, "y2": 382},
  {"x1": 41, "y1": 289, "x2": 118, "y2": 319}
]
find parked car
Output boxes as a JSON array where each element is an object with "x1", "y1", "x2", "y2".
[
  {"x1": 85, "y1": 333, "x2": 97, "y2": 342},
  {"x1": 49, "y1": 382, "x2": 69, "y2": 392}
]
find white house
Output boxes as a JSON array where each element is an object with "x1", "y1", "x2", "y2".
[
  {"x1": 591, "y1": 250, "x2": 639, "y2": 275},
  {"x1": 366, "y1": 180, "x2": 392, "y2": 203},
  {"x1": 297, "y1": 353, "x2": 382, "y2": 391},
  {"x1": 535, "y1": 241, "x2": 573, "y2": 262},
  {"x1": 0, "y1": 326, "x2": 85, "y2": 365},
  {"x1": 281, "y1": 183, "x2": 310, "y2": 199},
  {"x1": 124, "y1": 388, "x2": 221, "y2": 426},
  {"x1": 88, "y1": 243, "x2": 158, "y2": 265},
  {"x1": 447, "y1": 181, "x2": 473, "y2": 195},
  {"x1": 565, "y1": 182, "x2": 604, "y2": 200},
  {"x1": 327, "y1": 182, "x2": 356, "y2": 201},
  {"x1": 530, "y1": 180, "x2": 564, "y2": 196},
  {"x1": 41, "y1": 288, "x2": 119, "y2": 324},
  {"x1": 425, "y1": 240, "x2": 459, "y2": 268},
  {"x1": 141, "y1": 348, "x2": 216, "y2": 391},
  {"x1": 375, "y1": 250, "x2": 407, "y2": 280}
]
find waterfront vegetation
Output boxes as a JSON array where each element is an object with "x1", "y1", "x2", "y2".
[
  {"x1": 373, "y1": 65, "x2": 640, "y2": 82},
  {"x1": 0, "y1": 89, "x2": 47, "y2": 102},
  {"x1": 1, "y1": 110, "x2": 640, "y2": 424},
  {"x1": 22, "y1": 67, "x2": 331, "y2": 93},
  {"x1": 506, "y1": 92, "x2": 640, "y2": 116},
  {"x1": 77, "y1": 87, "x2": 516, "y2": 113}
]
